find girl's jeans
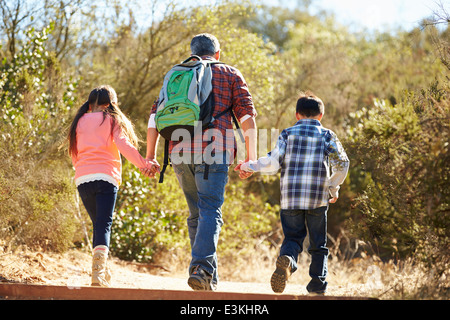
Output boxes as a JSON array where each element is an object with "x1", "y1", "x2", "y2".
[
  {"x1": 172, "y1": 153, "x2": 229, "y2": 287},
  {"x1": 280, "y1": 206, "x2": 329, "y2": 294},
  {"x1": 77, "y1": 180, "x2": 118, "y2": 248}
]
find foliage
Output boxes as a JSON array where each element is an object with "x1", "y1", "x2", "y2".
[
  {"x1": 345, "y1": 80, "x2": 449, "y2": 278},
  {"x1": 82, "y1": 1, "x2": 282, "y2": 134},
  {"x1": 0, "y1": 2, "x2": 449, "y2": 296},
  {"x1": 0, "y1": 23, "x2": 80, "y2": 252},
  {"x1": 110, "y1": 162, "x2": 188, "y2": 262},
  {"x1": 220, "y1": 177, "x2": 280, "y2": 263}
]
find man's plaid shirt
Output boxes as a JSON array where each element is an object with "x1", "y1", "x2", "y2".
[
  {"x1": 149, "y1": 56, "x2": 256, "y2": 162},
  {"x1": 242, "y1": 119, "x2": 349, "y2": 210}
]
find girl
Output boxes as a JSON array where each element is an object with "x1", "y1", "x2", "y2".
[{"x1": 68, "y1": 85, "x2": 154, "y2": 287}]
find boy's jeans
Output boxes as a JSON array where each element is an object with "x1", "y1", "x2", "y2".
[
  {"x1": 77, "y1": 180, "x2": 118, "y2": 248},
  {"x1": 172, "y1": 153, "x2": 229, "y2": 287},
  {"x1": 280, "y1": 206, "x2": 329, "y2": 293}
]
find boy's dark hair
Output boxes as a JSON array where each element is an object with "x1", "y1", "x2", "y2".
[{"x1": 296, "y1": 91, "x2": 325, "y2": 117}]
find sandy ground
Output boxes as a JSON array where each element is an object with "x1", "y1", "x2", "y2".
[{"x1": 0, "y1": 247, "x2": 378, "y2": 298}]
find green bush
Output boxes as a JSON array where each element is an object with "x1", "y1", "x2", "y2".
[
  {"x1": 345, "y1": 80, "x2": 449, "y2": 276},
  {"x1": 220, "y1": 176, "x2": 280, "y2": 262},
  {"x1": 110, "y1": 161, "x2": 188, "y2": 262},
  {"x1": 0, "y1": 24, "x2": 80, "y2": 252}
]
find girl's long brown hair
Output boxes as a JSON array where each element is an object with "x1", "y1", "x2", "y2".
[{"x1": 68, "y1": 85, "x2": 139, "y2": 157}]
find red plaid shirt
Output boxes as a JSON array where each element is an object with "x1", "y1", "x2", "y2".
[{"x1": 150, "y1": 56, "x2": 256, "y2": 162}]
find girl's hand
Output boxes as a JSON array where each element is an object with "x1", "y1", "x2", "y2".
[{"x1": 140, "y1": 159, "x2": 160, "y2": 178}]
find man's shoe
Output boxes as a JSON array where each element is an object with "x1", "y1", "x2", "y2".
[
  {"x1": 270, "y1": 255, "x2": 292, "y2": 293},
  {"x1": 188, "y1": 266, "x2": 215, "y2": 291},
  {"x1": 308, "y1": 291, "x2": 326, "y2": 297}
]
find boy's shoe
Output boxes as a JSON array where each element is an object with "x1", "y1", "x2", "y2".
[
  {"x1": 188, "y1": 265, "x2": 216, "y2": 291},
  {"x1": 270, "y1": 255, "x2": 292, "y2": 293}
]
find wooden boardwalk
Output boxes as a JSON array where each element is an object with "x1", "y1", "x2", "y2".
[{"x1": 0, "y1": 283, "x2": 374, "y2": 300}]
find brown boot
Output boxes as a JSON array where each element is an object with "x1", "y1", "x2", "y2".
[{"x1": 270, "y1": 255, "x2": 292, "y2": 293}]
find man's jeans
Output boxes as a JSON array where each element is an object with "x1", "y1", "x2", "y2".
[
  {"x1": 172, "y1": 154, "x2": 229, "y2": 286},
  {"x1": 77, "y1": 180, "x2": 118, "y2": 248},
  {"x1": 280, "y1": 206, "x2": 329, "y2": 293}
]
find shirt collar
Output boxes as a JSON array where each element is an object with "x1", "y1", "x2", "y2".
[
  {"x1": 200, "y1": 55, "x2": 216, "y2": 61},
  {"x1": 295, "y1": 119, "x2": 322, "y2": 127}
]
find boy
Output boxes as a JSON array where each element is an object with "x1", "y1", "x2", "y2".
[{"x1": 235, "y1": 91, "x2": 349, "y2": 295}]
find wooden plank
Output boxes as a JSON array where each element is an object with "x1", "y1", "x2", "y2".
[{"x1": 0, "y1": 283, "x2": 373, "y2": 300}]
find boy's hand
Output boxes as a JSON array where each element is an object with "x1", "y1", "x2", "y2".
[{"x1": 329, "y1": 197, "x2": 338, "y2": 204}]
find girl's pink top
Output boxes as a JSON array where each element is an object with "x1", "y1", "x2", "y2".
[{"x1": 71, "y1": 112, "x2": 147, "y2": 187}]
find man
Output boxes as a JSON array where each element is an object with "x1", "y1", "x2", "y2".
[{"x1": 143, "y1": 33, "x2": 257, "y2": 291}]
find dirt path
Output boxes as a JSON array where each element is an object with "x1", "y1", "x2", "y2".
[
  {"x1": 0, "y1": 248, "x2": 376, "y2": 298},
  {"x1": 0, "y1": 248, "x2": 305, "y2": 295}
]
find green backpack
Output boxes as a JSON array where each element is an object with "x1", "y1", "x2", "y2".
[
  {"x1": 156, "y1": 56, "x2": 219, "y2": 139},
  {"x1": 155, "y1": 56, "x2": 243, "y2": 182}
]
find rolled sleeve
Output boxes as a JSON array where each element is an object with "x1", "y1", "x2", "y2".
[
  {"x1": 327, "y1": 132, "x2": 350, "y2": 197},
  {"x1": 148, "y1": 113, "x2": 156, "y2": 129},
  {"x1": 148, "y1": 100, "x2": 159, "y2": 129}
]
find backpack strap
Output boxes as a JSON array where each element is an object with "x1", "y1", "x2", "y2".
[
  {"x1": 214, "y1": 107, "x2": 245, "y2": 143},
  {"x1": 159, "y1": 139, "x2": 170, "y2": 183},
  {"x1": 204, "y1": 164, "x2": 210, "y2": 180},
  {"x1": 201, "y1": 107, "x2": 244, "y2": 182},
  {"x1": 181, "y1": 55, "x2": 202, "y2": 65}
]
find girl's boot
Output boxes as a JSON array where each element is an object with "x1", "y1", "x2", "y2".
[{"x1": 91, "y1": 245, "x2": 112, "y2": 287}]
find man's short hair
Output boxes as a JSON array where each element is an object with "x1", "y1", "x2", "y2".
[
  {"x1": 296, "y1": 91, "x2": 325, "y2": 117},
  {"x1": 191, "y1": 33, "x2": 220, "y2": 57}
]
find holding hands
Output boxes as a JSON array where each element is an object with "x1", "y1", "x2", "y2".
[
  {"x1": 234, "y1": 160, "x2": 253, "y2": 180},
  {"x1": 140, "y1": 159, "x2": 256, "y2": 180},
  {"x1": 140, "y1": 158, "x2": 161, "y2": 179}
]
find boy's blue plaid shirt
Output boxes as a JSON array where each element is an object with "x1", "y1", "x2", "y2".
[{"x1": 242, "y1": 119, "x2": 349, "y2": 210}]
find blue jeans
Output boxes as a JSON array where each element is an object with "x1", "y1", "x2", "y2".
[
  {"x1": 280, "y1": 206, "x2": 329, "y2": 293},
  {"x1": 172, "y1": 153, "x2": 229, "y2": 286},
  {"x1": 77, "y1": 180, "x2": 118, "y2": 248}
]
